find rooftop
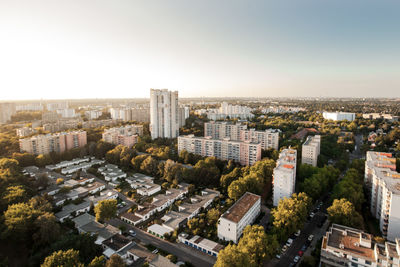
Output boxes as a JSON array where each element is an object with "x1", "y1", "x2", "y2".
[{"x1": 221, "y1": 192, "x2": 260, "y2": 223}]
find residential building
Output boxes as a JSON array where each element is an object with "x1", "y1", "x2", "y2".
[
  {"x1": 98, "y1": 164, "x2": 127, "y2": 182},
  {"x1": 126, "y1": 173, "x2": 161, "y2": 196},
  {"x1": 16, "y1": 127, "x2": 36, "y2": 137},
  {"x1": 85, "y1": 110, "x2": 102, "y2": 120},
  {"x1": 19, "y1": 130, "x2": 87, "y2": 155},
  {"x1": 273, "y1": 148, "x2": 297, "y2": 206},
  {"x1": 56, "y1": 108, "x2": 76, "y2": 118},
  {"x1": 204, "y1": 121, "x2": 279, "y2": 150},
  {"x1": 42, "y1": 111, "x2": 60, "y2": 123},
  {"x1": 0, "y1": 103, "x2": 16, "y2": 124},
  {"x1": 178, "y1": 135, "x2": 262, "y2": 166},
  {"x1": 47, "y1": 102, "x2": 68, "y2": 111},
  {"x1": 178, "y1": 233, "x2": 224, "y2": 257},
  {"x1": 131, "y1": 107, "x2": 150, "y2": 122},
  {"x1": 178, "y1": 106, "x2": 190, "y2": 127},
  {"x1": 102, "y1": 125, "x2": 143, "y2": 148},
  {"x1": 16, "y1": 103, "x2": 44, "y2": 111},
  {"x1": 323, "y1": 112, "x2": 355, "y2": 121},
  {"x1": 365, "y1": 151, "x2": 400, "y2": 241},
  {"x1": 321, "y1": 224, "x2": 400, "y2": 267},
  {"x1": 302, "y1": 135, "x2": 321, "y2": 167},
  {"x1": 217, "y1": 192, "x2": 261, "y2": 243},
  {"x1": 150, "y1": 89, "x2": 179, "y2": 139},
  {"x1": 363, "y1": 113, "x2": 399, "y2": 122},
  {"x1": 55, "y1": 201, "x2": 91, "y2": 222}
]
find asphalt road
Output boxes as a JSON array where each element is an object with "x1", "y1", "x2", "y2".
[{"x1": 107, "y1": 218, "x2": 216, "y2": 267}]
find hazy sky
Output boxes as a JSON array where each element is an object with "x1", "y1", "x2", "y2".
[{"x1": 1, "y1": 0, "x2": 399, "y2": 100}]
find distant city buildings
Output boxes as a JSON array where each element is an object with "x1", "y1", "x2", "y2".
[
  {"x1": 362, "y1": 113, "x2": 399, "y2": 122},
  {"x1": 102, "y1": 124, "x2": 143, "y2": 148},
  {"x1": 150, "y1": 89, "x2": 179, "y2": 139},
  {"x1": 56, "y1": 108, "x2": 76, "y2": 118},
  {"x1": 322, "y1": 111, "x2": 355, "y2": 121},
  {"x1": 42, "y1": 111, "x2": 60, "y2": 123},
  {"x1": 178, "y1": 106, "x2": 190, "y2": 127},
  {"x1": 178, "y1": 135, "x2": 262, "y2": 166},
  {"x1": 273, "y1": 148, "x2": 297, "y2": 206},
  {"x1": 85, "y1": 110, "x2": 102, "y2": 120},
  {"x1": 204, "y1": 121, "x2": 279, "y2": 150},
  {"x1": 217, "y1": 192, "x2": 261, "y2": 243},
  {"x1": 365, "y1": 151, "x2": 400, "y2": 241},
  {"x1": 19, "y1": 130, "x2": 87, "y2": 155},
  {"x1": 301, "y1": 135, "x2": 321, "y2": 167},
  {"x1": 261, "y1": 105, "x2": 305, "y2": 114},
  {"x1": 321, "y1": 224, "x2": 400, "y2": 267},
  {"x1": 16, "y1": 103, "x2": 44, "y2": 111},
  {"x1": 46, "y1": 102, "x2": 69, "y2": 111},
  {"x1": 0, "y1": 103, "x2": 16, "y2": 124},
  {"x1": 195, "y1": 102, "x2": 254, "y2": 121},
  {"x1": 16, "y1": 127, "x2": 36, "y2": 137}
]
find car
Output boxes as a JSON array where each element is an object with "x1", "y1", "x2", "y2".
[
  {"x1": 294, "y1": 255, "x2": 300, "y2": 263},
  {"x1": 152, "y1": 249, "x2": 158, "y2": 254},
  {"x1": 301, "y1": 244, "x2": 307, "y2": 251},
  {"x1": 308, "y1": 234, "x2": 314, "y2": 242},
  {"x1": 286, "y1": 238, "x2": 293, "y2": 246},
  {"x1": 129, "y1": 230, "x2": 136, "y2": 237},
  {"x1": 298, "y1": 250, "x2": 304, "y2": 256},
  {"x1": 275, "y1": 254, "x2": 281, "y2": 259},
  {"x1": 282, "y1": 245, "x2": 288, "y2": 252},
  {"x1": 309, "y1": 212, "x2": 315, "y2": 218},
  {"x1": 294, "y1": 230, "x2": 301, "y2": 237}
]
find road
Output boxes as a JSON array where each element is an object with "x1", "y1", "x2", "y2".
[
  {"x1": 107, "y1": 218, "x2": 216, "y2": 267},
  {"x1": 350, "y1": 134, "x2": 364, "y2": 161}
]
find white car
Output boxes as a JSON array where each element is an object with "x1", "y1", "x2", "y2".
[
  {"x1": 309, "y1": 212, "x2": 315, "y2": 218},
  {"x1": 294, "y1": 230, "x2": 301, "y2": 237},
  {"x1": 276, "y1": 254, "x2": 281, "y2": 259},
  {"x1": 294, "y1": 256, "x2": 300, "y2": 263},
  {"x1": 308, "y1": 234, "x2": 314, "y2": 242},
  {"x1": 282, "y1": 245, "x2": 288, "y2": 252},
  {"x1": 286, "y1": 238, "x2": 293, "y2": 246}
]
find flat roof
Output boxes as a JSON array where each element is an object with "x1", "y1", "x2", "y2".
[{"x1": 221, "y1": 192, "x2": 260, "y2": 223}]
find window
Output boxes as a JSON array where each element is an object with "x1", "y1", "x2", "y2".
[{"x1": 351, "y1": 263, "x2": 358, "y2": 267}]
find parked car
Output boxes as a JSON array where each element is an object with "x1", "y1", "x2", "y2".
[
  {"x1": 286, "y1": 238, "x2": 293, "y2": 246},
  {"x1": 308, "y1": 234, "x2": 314, "y2": 242},
  {"x1": 301, "y1": 244, "x2": 308, "y2": 251},
  {"x1": 129, "y1": 230, "x2": 136, "y2": 237},
  {"x1": 294, "y1": 230, "x2": 301, "y2": 237},
  {"x1": 294, "y1": 255, "x2": 300, "y2": 263},
  {"x1": 152, "y1": 249, "x2": 158, "y2": 254},
  {"x1": 282, "y1": 245, "x2": 288, "y2": 252},
  {"x1": 309, "y1": 212, "x2": 315, "y2": 218},
  {"x1": 298, "y1": 250, "x2": 304, "y2": 257},
  {"x1": 276, "y1": 254, "x2": 281, "y2": 259}
]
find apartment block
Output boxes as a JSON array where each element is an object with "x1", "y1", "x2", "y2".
[
  {"x1": 102, "y1": 125, "x2": 143, "y2": 148},
  {"x1": 362, "y1": 113, "x2": 399, "y2": 122},
  {"x1": 178, "y1": 135, "x2": 262, "y2": 166},
  {"x1": 323, "y1": 112, "x2": 355, "y2": 121},
  {"x1": 204, "y1": 121, "x2": 279, "y2": 150},
  {"x1": 19, "y1": 130, "x2": 87, "y2": 155},
  {"x1": 321, "y1": 224, "x2": 400, "y2": 267},
  {"x1": 85, "y1": 110, "x2": 102, "y2": 120},
  {"x1": 150, "y1": 89, "x2": 179, "y2": 139},
  {"x1": 0, "y1": 103, "x2": 16, "y2": 124},
  {"x1": 56, "y1": 108, "x2": 76, "y2": 118},
  {"x1": 365, "y1": 151, "x2": 400, "y2": 241},
  {"x1": 302, "y1": 135, "x2": 321, "y2": 167},
  {"x1": 273, "y1": 148, "x2": 297, "y2": 206},
  {"x1": 217, "y1": 192, "x2": 261, "y2": 243},
  {"x1": 178, "y1": 106, "x2": 190, "y2": 127}
]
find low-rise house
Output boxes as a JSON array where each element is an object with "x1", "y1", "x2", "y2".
[
  {"x1": 147, "y1": 224, "x2": 172, "y2": 238},
  {"x1": 55, "y1": 201, "x2": 91, "y2": 222},
  {"x1": 102, "y1": 234, "x2": 134, "y2": 259},
  {"x1": 127, "y1": 174, "x2": 161, "y2": 196},
  {"x1": 99, "y1": 164, "x2": 127, "y2": 182},
  {"x1": 85, "y1": 181, "x2": 106, "y2": 194},
  {"x1": 40, "y1": 184, "x2": 60, "y2": 196},
  {"x1": 178, "y1": 232, "x2": 224, "y2": 257},
  {"x1": 126, "y1": 243, "x2": 179, "y2": 267},
  {"x1": 87, "y1": 189, "x2": 118, "y2": 206}
]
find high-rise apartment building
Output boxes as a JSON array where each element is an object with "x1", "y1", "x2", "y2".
[
  {"x1": 301, "y1": 135, "x2": 321, "y2": 167},
  {"x1": 102, "y1": 125, "x2": 143, "y2": 148},
  {"x1": 178, "y1": 106, "x2": 190, "y2": 127},
  {"x1": 273, "y1": 148, "x2": 297, "y2": 206},
  {"x1": 110, "y1": 107, "x2": 150, "y2": 122},
  {"x1": 365, "y1": 151, "x2": 400, "y2": 241},
  {"x1": 42, "y1": 111, "x2": 60, "y2": 123},
  {"x1": 19, "y1": 131, "x2": 87, "y2": 155},
  {"x1": 46, "y1": 102, "x2": 69, "y2": 111},
  {"x1": 204, "y1": 122, "x2": 279, "y2": 150},
  {"x1": 323, "y1": 112, "x2": 355, "y2": 121},
  {"x1": 0, "y1": 103, "x2": 16, "y2": 124},
  {"x1": 217, "y1": 192, "x2": 261, "y2": 243},
  {"x1": 321, "y1": 224, "x2": 400, "y2": 267},
  {"x1": 56, "y1": 108, "x2": 76, "y2": 118},
  {"x1": 178, "y1": 135, "x2": 261, "y2": 166},
  {"x1": 150, "y1": 89, "x2": 179, "y2": 139}
]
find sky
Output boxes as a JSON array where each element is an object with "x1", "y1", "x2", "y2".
[{"x1": 0, "y1": 0, "x2": 399, "y2": 100}]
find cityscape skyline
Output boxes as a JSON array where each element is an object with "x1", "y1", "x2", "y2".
[{"x1": 1, "y1": 0, "x2": 400, "y2": 100}]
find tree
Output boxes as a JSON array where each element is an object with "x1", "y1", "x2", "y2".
[
  {"x1": 238, "y1": 225, "x2": 268, "y2": 266},
  {"x1": 94, "y1": 199, "x2": 117, "y2": 222},
  {"x1": 35, "y1": 154, "x2": 53, "y2": 168},
  {"x1": 105, "y1": 254, "x2": 125, "y2": 267},
  {"x1": 88, "y1": 256, "x2": 105, "y2": 267},
  {"x1": 214, "y1": 244, "x2": 251, "y2": 267},
  {"x1": 140, "y1": 156, "x2": 159, "y2": 177},
  {"x1": 220, "y1": 167, "x2": 241, "y2": 191},
  {"x1": 41, "y1": 249, "x2": 83, "y2": 267},
  {"x1": 327, "y1": 198, "x2": 363, "y2": 228},
  {"x1": 33, "y1": 212, "x2": 61, "y2": 245},
  {"x1": 4, "y1": 202, "x2": 37, "y2": 239},
  {"x1": 2, "y1": 185, "x2": 28, "y2": 206},
  {"x1": 206, "y1": 208, "x2": 220, "y2": 226},
  {"x1": 131, "y1": 155, "x2": 148, "y2": 171},
  {"x1": 12, "y1": 152, "x2": 35, "y2": 167}
]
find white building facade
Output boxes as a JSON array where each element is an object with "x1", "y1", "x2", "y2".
[
  {"x1": 150, "y1": 89, "x2": 179, "y2": 139},
  {"x1": 273, "y1": 148, "x2": 297, "y2": 206},
  {"x1": 301, "y1": 135, "x2": 321, "y2": 167},
  {"x1": 322, "y1": 112, "x2": 355, "y2": 121}
]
